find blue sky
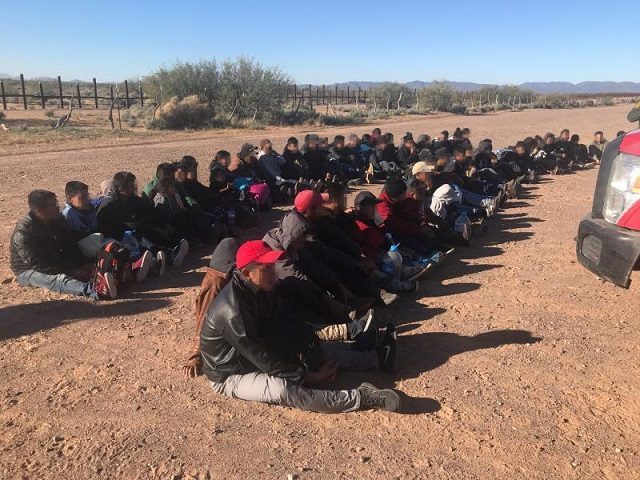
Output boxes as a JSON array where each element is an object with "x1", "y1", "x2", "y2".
[{"x1": 1, "y1": 0, "x2": 639, "y2": 84}]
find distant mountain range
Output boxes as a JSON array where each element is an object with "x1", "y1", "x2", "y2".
[
  {"x1": 1, "y1": 72, "x2": 638, "y2": 94},
  {"x1": 316, "y1": 80, "x2": 640, "y2": 94}
]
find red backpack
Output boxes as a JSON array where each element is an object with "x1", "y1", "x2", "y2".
[{"x1": 93, "y1": 241, "x2": 133, "y2": 289}]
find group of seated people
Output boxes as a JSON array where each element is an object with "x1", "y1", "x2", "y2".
[{"x1": 9, "y1": 125, "x2": 610, "y2": 413}]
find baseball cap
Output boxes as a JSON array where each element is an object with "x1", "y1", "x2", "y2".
[
  {"x1": 411, "y1": 161, "x2": 436, "y2": 175},
  {"x1": 354, "y1": 191, "x2": 382, "y2": 209},
  {"x1": 236, "y1": 240, "x2": 285, "y2": 269},
  {"x1": 294, "y1": 190, "x2": 325, "y2": 213}
]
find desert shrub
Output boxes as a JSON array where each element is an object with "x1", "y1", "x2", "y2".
[
  {"x1": 0, "y1": 111, "x2": 4, "y2": 120},
  {"x1": 278, "y1": 105, "x2": 317, "y2": 125},
  {"x1": 320, "y1": 115, "x2": 363, "y2": 126},
  {"x1": 602, "y1": 98, "x2": 614, "y2": 106},
  {"x1": 149, "y1": 95, "x2": 214, "y2": 129},
  {"x1": 367, "y1": 83, "x2": 415, "y2": 111},
  {"x1": 418, "y1": 82, "x2": 456, "y2": 112},
  {"x1": 480, "y1": 107, "x2": 489, "y2": 113},
  {"x1": 449, "y1": 104, "x2": 468, "y2": 114},
  {"x1": 44, "y1": 109, "x2": 55, "y2": 118}
]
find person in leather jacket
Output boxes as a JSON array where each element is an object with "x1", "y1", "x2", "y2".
[{"x1": 199, "y1": 240, "x2": 400, "y2": 413}]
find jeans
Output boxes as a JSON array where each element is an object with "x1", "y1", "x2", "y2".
[
  {"x1": 460, "y1": 188, "x2": 491, "y2": 208},
  {"x1": 17, "y1": 269, "x2": 97, "y2": 299},
  {"x1": 211, "y1": 372, "x2": 360, "y2": 413}
]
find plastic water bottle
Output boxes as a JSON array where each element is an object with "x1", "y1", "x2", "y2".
[
  {"x1": 227, "y1": 207, "x2": 236, "y2": 227},
  {"x1": 382, "y1": 244, "x2": 403, "y2": 279},
  {"x1": 455, "y1": 211, "x2": 471, "y2": 241},
  {"x1": 122, "y1": 230, "x2": 140, "y2": 259}
]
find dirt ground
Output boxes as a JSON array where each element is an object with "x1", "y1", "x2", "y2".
[{"x1": 0, "y1": 104, "x2": 639, "y2": 479}]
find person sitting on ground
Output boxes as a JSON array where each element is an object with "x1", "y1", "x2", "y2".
[
  {"x1": 209, "y1": 150, "x2": 233, "y2": 188},
  {"x1": 200, "y1": 239, "x2": 401, "y2": 413},
  {"x1": 176, "y1": 155, "x2": 219, "y2": 212},
  {"x1": 431, "y1": 130, "x2": 453, "y2": 154},
  {"x1": 588, "y1": 131, "x2": 608, "y2": 163},
  {"x1": 230, "y1": 144, "x2": 271, "y2": 209},
  {"x1": 569, "y1": 134, "x2": 595, "y2": 168},
  {"x1": 346, "y1": 134, "x2": 367, "y2": 173},
  {"x1": 377, "y1": 178, "x2": 453, "y2": 257},
  {"x1": 258, "y1": 139, "x2": 301, "y2": 202},
  {"x1": 97, "y1": 171, "x2": 189, "y2": 270},
  {"x1": 11, "y1": 189, "x2": 117, "y2": 300},
  {"x1": 64, "y1": 180, "x2": 154, "y2": 281},
  {"x1": 281, "y1": 137, "x2": 310, "y2": 181},
  {"x1": 397, "y1": 136, "x2": 419, "y2": 169},
  {"x1": 302, "y1": 134, "x2": 329, "y2": 181},
  {"x1": 367, "y1": 135, "x2": 401, "y2": 182},
  {"x1": 328, "y1": 135, "x2": 363, "y2": 182}
]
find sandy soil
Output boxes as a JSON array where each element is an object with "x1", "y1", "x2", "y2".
[{"x1": 0, "y1": 104, "x2": 639, "y2": 479}]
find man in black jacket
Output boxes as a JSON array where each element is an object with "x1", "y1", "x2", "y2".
[
  {"x1": 11, "y1": 190, "x2": 116, "y2": 299},
  {"x1": 200, "y1": 240, "x2": 400, "y2": 412}
]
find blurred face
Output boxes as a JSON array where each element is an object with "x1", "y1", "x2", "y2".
[
  {"x1": 438, "y1": 132, "x2": 446, "y2": 141},
  {"x1": 415, "y1": 172, "x2": 428, "y2": 183},
  {"x1": 465, "y1": 148, "x2": 473, "y2": 157},
  {"x1": 263, "y1": 143, "x2": 272, "y2": 154},
  {"x1": 308, "y1": 140, "x2": 319, "y2": 150},
  {"x1": 545, "y1": 136, "x2": 555, "y2": 145},
  {"x1": 175, "y1": 169, "x2": 187, "y2": 182},
  {"x1": 243, "y1": 263, "x2": 278, "y2": 292},
  {"x1": 515, "y1": 145, "x2": 526, "y2": 155},
  {"x1": 463, "y1": 130, "x2": 471, "y2": 139},
  {"x1": 347, "y1": 138, "x2": 358, "y2": 148},
  {"x1": 120, "y1": 180, "x2": 137, "y2": 197},
  {"x1": 68, "y1": 189, "x2": 91, "y2": 210},
  {"x1": 335, "y1": 141, "x2": 344, "y2": 149},
  {"x1": 36, "y1": 196, "x2": 60, "y2": 222},
  {"x1": 454, "y1": 152, "x2": 465, "y2": 162},
  {"x1": 595, "y1": 133, "x2": 603, "y2": 142},
  {"x1": 436, "y1": 156, "x2": 448, "y2": 167},
  {"x1": 214, "y1": 171, "x2": 226, "y2": 184},
  {"x1": 186, "y1": 163, "x2": 198, "y2": 181},
  {"x1": 560, "y1": 131, "x2": 570, "y2": 141},
  {"x1": 218, "y1": 155, "x2": 231, "y2": 167},
  {"x1": 411, "y1": 185, "x2": 426, "y2": 202},
  {"x1": 287, "y1": 142, "x2": 299, "y2": 153}
]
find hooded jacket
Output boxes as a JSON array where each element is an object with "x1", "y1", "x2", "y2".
[
  {"x1": 96, "y1": 193, "x2": 160, "y2": 241},
  {"x1": 376, "y1": 190, "x2": 420, "y2": 236},
  {"x1": 199, "y1": 270, "x2": 306, "y2": 384}
]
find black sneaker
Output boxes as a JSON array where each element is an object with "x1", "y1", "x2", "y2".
[
  {"x1": 348, "y1": 308, "x2": 374, "y2": 338},
  {"x1": 357, "y1": 382, "x2": 400, "y2": 412},
  {"x1": 377, "y1": 324, "x2": 397, "y2": 372}
]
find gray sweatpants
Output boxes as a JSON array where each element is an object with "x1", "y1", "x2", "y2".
[
  {"x1": 211, "y1": 372, "x2": 360, "y2": 413},
  {"x1": 210, "y1": 343, "x2": 379, "y2": 413}
]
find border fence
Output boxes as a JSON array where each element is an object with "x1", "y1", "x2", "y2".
[
  {"x1": 1, "y1": 73, "x2": 639, "y2": 112},
  {"x1": 0, "y1": 74, "x2": 372, "y2": 111}
]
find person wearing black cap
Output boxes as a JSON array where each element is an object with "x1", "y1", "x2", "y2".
[{"x1": 232, "y1": 143, "x2": 264, "y2": 180}]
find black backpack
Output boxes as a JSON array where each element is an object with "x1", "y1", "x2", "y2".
[{"x1": 93, "y1": 241, "x2": 133, "y2": 289}]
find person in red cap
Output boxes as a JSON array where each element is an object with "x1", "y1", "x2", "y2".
[{"x1": 199, "y1": 239, "x2": 400, "y2": 413}]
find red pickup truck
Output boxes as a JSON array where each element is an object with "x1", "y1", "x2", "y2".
[{"x1": 577, "y1": 129, "x2": 640, "y2": 287}]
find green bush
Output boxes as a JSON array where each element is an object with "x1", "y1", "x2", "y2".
[{"x1": 418, "y1": 82, "x2": 457, "y2": 112}]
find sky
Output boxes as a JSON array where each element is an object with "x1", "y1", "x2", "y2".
[{"x1": 1, "y1": 0, "x2": 639, "y2": 85}]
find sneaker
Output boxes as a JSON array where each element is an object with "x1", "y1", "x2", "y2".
[
  {"x1": 379, "y1": 290, "x2": 399, "y2": 306},
  {"x1": 172, "y1": 239, "x2": 189, "y2": 266},
  {"x1": 156, "y1": 250, "x2": 167, "y2": 277},
  {"x1": 95, "y1": 271, "x2": 117, "y2": 300},
  {"x1": 134, "y1": 250, "x2": 154, "y2": 282},
  {"x1": 357, "y1": 382, "x2": 400, "y2": 412},
  {"x1": 353, "y1": 308, "x2": 374, "y2": 336},
  {"x1": 377, "y1": 324, "x2": 397, "y2": 372},
  {"x1": 401, "y1": 263, "x2": 432, "y2": 282}
]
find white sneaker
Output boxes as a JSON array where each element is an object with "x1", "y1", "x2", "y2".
[
  {"x1": 173, "y1": 239, "x2": 189, "y2": 266},
  {"x1": 156, "y1": 250, "x2": 167, "y2": 277},
  {"x1": 135, "y1": 250, "x2": 154, "y2": 282}
]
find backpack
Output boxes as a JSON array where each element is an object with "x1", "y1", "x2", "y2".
[{"x1": 93, "y1": 241, "x2": 133, "y2": 289}]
